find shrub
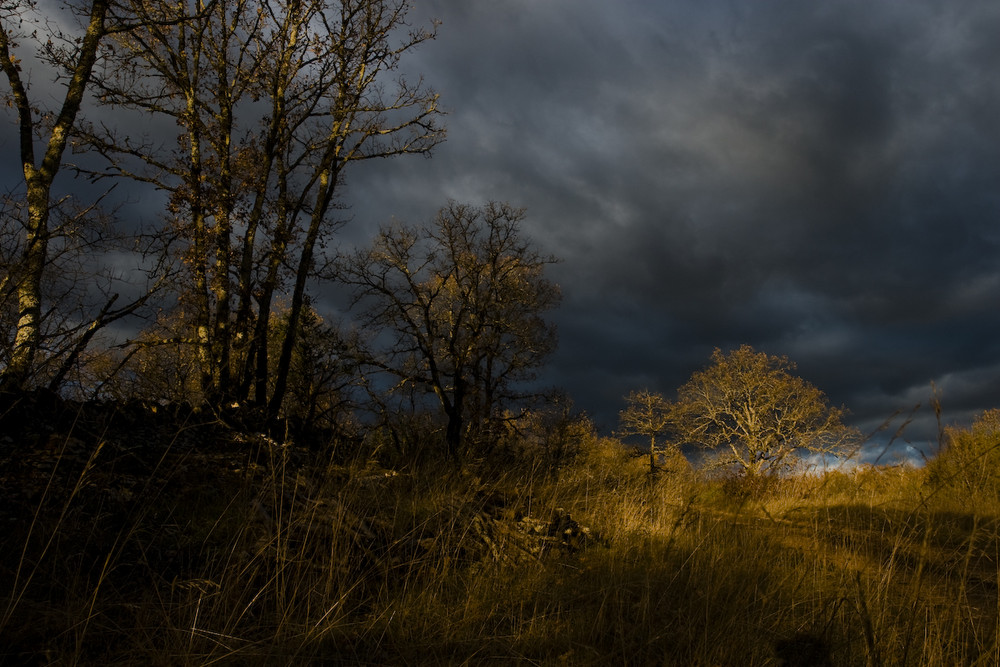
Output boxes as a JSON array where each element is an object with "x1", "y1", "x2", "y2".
[{"x1": 928, "y1": 409, "x2": 1000, "y2": 499}]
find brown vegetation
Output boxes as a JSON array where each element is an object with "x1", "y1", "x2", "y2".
[
  {"x1": 2, "y1": 394, "x2": 998, "y2": 665},
  {"x1": 3, "y1": 4, "x2": 998, "y2": 665}
]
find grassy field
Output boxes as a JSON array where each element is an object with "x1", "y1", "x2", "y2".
[{"x1": 1, "y1": 400, "x2": 998, "y2": 665}]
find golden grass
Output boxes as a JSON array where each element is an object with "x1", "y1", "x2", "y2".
[{"x1": 2, "y1": 414, "x2": 999, "y2": 665}]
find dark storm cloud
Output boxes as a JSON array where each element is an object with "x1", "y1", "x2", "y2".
[
  {"x1": 340, "y1": 0, "x2": 1000, "y2": 450},
  {"x1": 5, "y1": 0, "x2": 998, "y2": 454}
]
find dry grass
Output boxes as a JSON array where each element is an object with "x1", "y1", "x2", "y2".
[{"x1": 2, "y1": 403, "x2": 999, "y2": 665}]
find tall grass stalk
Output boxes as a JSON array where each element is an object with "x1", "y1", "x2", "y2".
[{"x1": 3, "y1": 408, "x2": 1000, "y2": 664}]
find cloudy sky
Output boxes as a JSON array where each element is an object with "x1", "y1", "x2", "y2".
[
  {"x1": 341, "y1": 0, "x2": 1000, "y2": 457},
  {"x1": 4, "y1": 0, "x2": 999, "y2": 460}
]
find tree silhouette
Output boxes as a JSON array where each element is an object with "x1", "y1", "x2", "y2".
[
  {"x1": 77, "y1": 0, "x2": 443, "y2": 417},
  {"x1": 340, "y1": 202, "x2": 561, "y2": 459}
]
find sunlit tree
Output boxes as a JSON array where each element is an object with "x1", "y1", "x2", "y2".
[
  {"x1": 619, "y1": 389, "x2": 672, "y2": 474},
  {"x1": 0, "y1": 0, "x2": 178, "y2": 391},
  {"x1": 671, "y1": 345, "x2": 855, "y2": 477}
]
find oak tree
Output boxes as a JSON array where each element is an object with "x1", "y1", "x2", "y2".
[{"x1": 671, "y1": 345, "x2": 855, "y2": 476}]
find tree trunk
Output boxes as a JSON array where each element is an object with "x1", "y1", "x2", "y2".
[
  {"x1": 268, "y1": 164, "x2": 338, "y2": 419},
  {"x1": 185, "y1": 110, "x2": 213, "y2": 399},
  {"x1": 0, "y1": 0, "x2": 111, "y2": 390},
  {"x1": 6, "y1": 181, "x2": 50, "y2": 388}
]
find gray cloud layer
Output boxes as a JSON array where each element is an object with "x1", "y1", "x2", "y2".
[
  {"x1": 4, "y1": 0, "x2": 998, "y2": 455},
  {"x1": 344, "y1": 0, "x2": 1000, "y2": 449}
]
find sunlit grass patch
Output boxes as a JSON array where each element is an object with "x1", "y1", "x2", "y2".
[{"x1": 4, "y1": 402, "x2": 1000, "y2": 664}]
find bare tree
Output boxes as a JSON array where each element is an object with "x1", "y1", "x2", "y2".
[
  {"x1": 0, "y1": 0, "x2": 117, "y2": 389},
  {"x1": 340, "y1": 202, "x2": 561, "y2": 459},
  {"x1": 81, "y1": 0, "x2": 444, "y2": 419},
  {"x1": 671, "y1": 345, "x2": 856, "y2": 477},
  {"x1": 0, "y1": 0, "x2": 179, "y2": 391},
  {"x1": 619, "y1": 389, "x2": 672, "y2": 474}
]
